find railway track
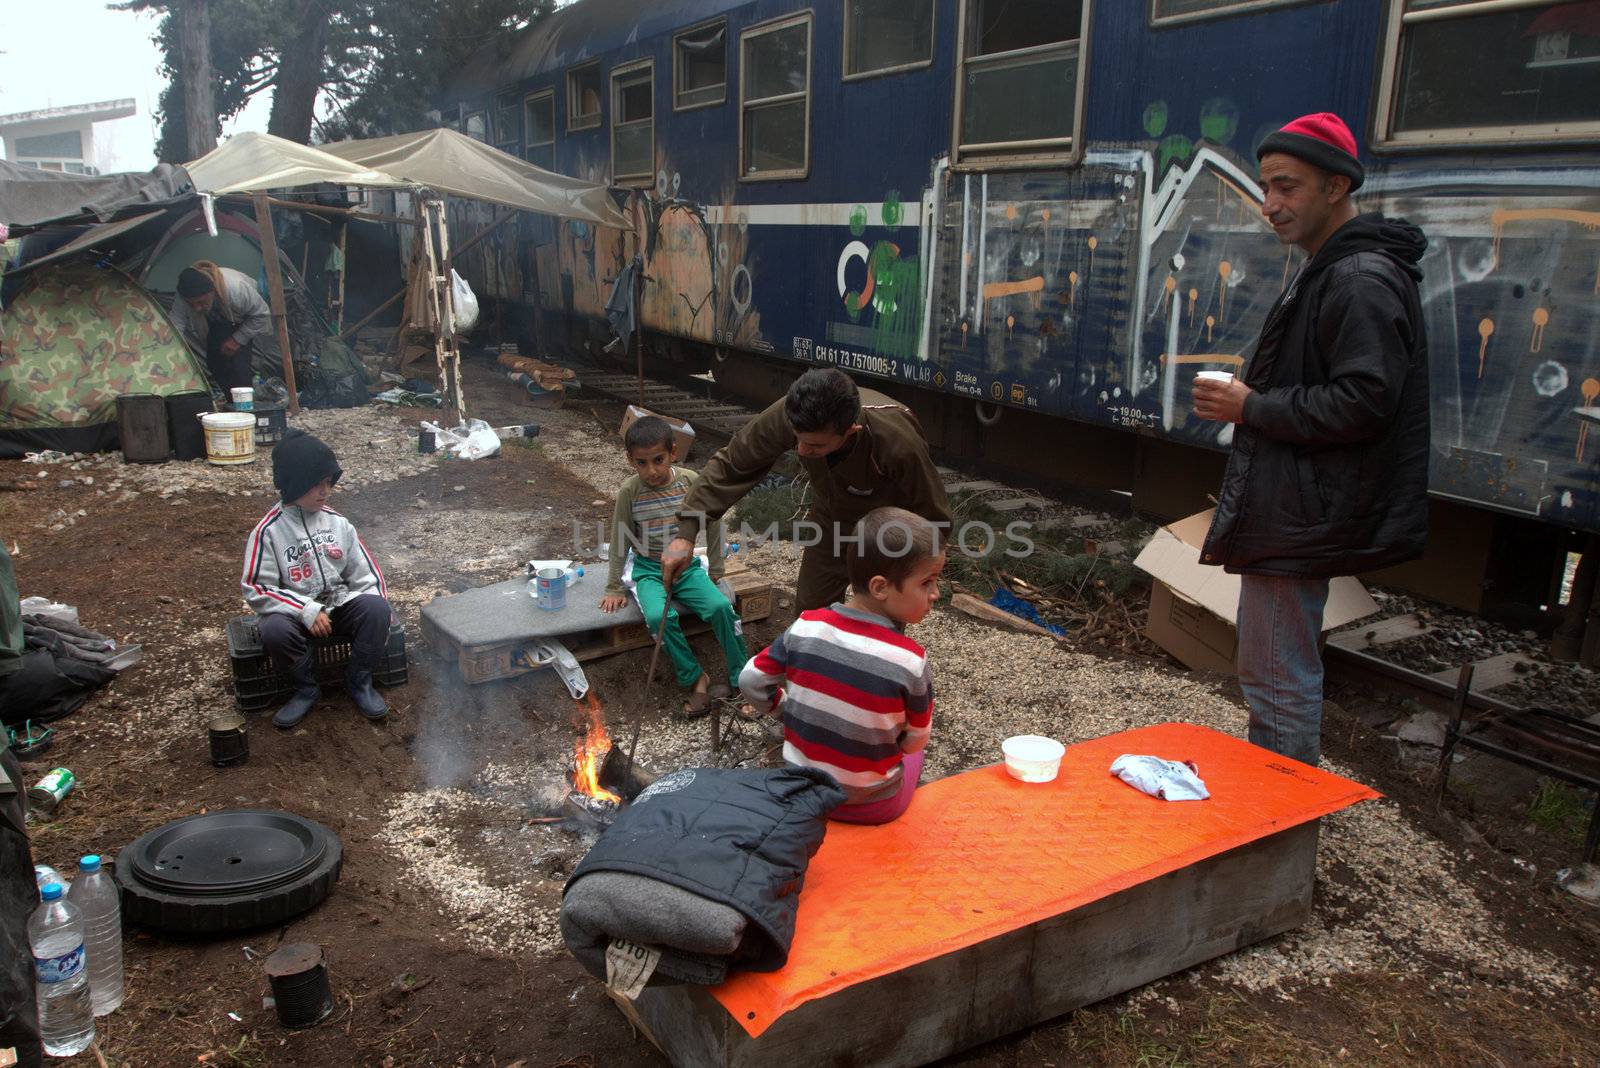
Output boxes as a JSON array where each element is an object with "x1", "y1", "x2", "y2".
[{"x1": 566, "y1": 358, "x2": 1579, "y2": 728}]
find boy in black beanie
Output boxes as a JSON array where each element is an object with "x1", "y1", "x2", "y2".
[{"x1": 241, "y1": 429, "x2": 394, "y2": 727}]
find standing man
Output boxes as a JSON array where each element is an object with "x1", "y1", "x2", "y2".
[
  {"x1": 660, "y1": 368, "x2": 950, "y2": 610},
  {"x1": 1193, "y1": 113, "x2": 1430, "y2": 766},
  {"x1": 169, "y1": 262, "x2": 281, "y2": 394}
]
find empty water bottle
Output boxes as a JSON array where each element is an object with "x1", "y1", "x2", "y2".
[
  {"x1": 68, "y1": 855, "x2": 124, "y2": 1015},
  {"x1": 28, "y1": 883, "x2": 95, "y2": 1057},
  {"x1": 34, "y1": 864, "x2": 66, "y2": 898}
]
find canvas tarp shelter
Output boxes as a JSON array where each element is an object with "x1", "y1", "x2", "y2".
[
  {"x1": 0, "y1": 264, "x2": 209, "y2": 457},
  {"x1": 0, "y1": 160, "x2": 193, "y2": 228},
  {"x1": 319, "y1": 129, "x2": 630, "y2": 229},
  {"x1": 185, "y1": 129, "x2": 630, "y2": 229},
  {"x1": 184, "y1": 132, "x2": 407, "y2": 198}
]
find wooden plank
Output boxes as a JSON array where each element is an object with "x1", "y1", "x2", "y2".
[
  {"x1": 1428, "y1": 651, "x2": 1538, "y2": 692},
  {"x1": 251, "y1": 194, "x2": 301, "y2": 415},
  {"x1": 629, "y1": 822, "x2": 1319, "y2": 1068},
  {"x1": 1327, "y1": 612, "x2": 1432, "y2": 651}
]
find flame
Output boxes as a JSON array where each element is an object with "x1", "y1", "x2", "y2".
[{"x1": 573, "y1": 699, "x2": 621, "y2": 803}]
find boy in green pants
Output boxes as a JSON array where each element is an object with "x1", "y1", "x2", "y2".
[{"x1": 600, "y1": 416, "x2": 747, "y2": 715}]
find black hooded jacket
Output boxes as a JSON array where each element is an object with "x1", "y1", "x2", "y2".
[{"x1": 1200, "y1": 213, "x2": 1430, "y2": 577}]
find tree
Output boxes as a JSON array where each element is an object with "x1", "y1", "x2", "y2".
[
  {"x1": 176, "y1": 0, "x2": 218, "y2": 159},
  {"x1": 128, "y1": 0, "x2": 552, "y2": 160}
]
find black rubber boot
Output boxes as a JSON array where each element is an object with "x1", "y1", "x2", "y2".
[
  {"x1": 272, "y1": 654, "x2": 320, "y2": 729},
  {"x1": 346, "y1": 660, "x2": 388, "y2": 720}
]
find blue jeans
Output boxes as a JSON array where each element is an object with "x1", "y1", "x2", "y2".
[{"x1": 1236, "y1": 574, "x2": 1330, "y2": 766}]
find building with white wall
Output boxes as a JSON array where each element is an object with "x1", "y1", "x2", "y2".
[{"x1": 0, "y1": 99, "x2": 137, "y2": 174}]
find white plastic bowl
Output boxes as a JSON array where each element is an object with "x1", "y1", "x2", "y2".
[{"x1": 1002, "y1": 734, "x2": 1066, "y2": 783}]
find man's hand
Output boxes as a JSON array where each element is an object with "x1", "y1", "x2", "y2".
[
  {"x1": 599, "y1": 594, "x2": 628, "y2": 613},
  {"x1": 309, "y1": 610, "x2": 333, "y2": 637},
  {"x1": 659, "y1": 537, "x2": 694, "y2": 590},
  {"x1": 1192, "y1": 377, "x2": 1252, "y2": 424},
  {"x1": 220, "y1": 337, "x2": 242, "y2": 357}
]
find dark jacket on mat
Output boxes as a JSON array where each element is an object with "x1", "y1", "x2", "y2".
[
  {"x1": 1202, "y1": 214, "x2": 1430, "y2": 578},
  {"x1": 561, "y1": 766, "x2": 844, "y2": 986}
]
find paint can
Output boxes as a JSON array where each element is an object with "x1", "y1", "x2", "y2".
[
  {"x1": 231, "y1": 386, "x2": 255, "y2": 412},
  {"x1": 535, "y1": 568, "x2": 567, "y2": 612},
  {"x1": 208, "y1": 712, "x2": 249, "y2": 767},
  {"x1": 26, "y1": 768, "x2": 75, "y2": 817},
  {"x1": 199, "y1": 411, "x2": 257, "y2": 465},
  {"x1": 417, "y1": 428, "x2": 436, "y2": 454},
  {"x1": 263, "y1": 943, "x2": 334, "y2": 1029}
]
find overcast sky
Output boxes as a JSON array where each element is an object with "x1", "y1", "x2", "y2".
[{"x1": 0, "y1": 0, "x2": 271, "y2": 172}]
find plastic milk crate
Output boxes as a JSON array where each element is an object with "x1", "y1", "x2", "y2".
[{"x1": 227, "y1": 615, "x2": 408, "y2": 712}]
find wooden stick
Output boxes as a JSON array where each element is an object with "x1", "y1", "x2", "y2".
[
  {"x1": 252, "y1": 194, "x2": 300, "y2": 415},
  {"x1": 623, "y1": 620, "x2": 667, "y2": 786},
  {"x1": 334, "y1": 223, "x2": 348, "y2": 333}
]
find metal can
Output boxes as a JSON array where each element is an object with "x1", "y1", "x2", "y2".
[
  {"x1": 417, "y1": 428, "x2": 436, "y2": 454},
  {"x1": 26, "y1": 767, "x2": 75, "y2": 817}
]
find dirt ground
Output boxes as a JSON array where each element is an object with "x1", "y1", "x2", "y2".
[{"x1": 7, "y1": 358, "x2": 1598, "y2": 1067}]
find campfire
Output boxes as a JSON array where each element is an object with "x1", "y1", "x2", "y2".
[{"x1": 563, "y1": 696, "x2": 653, "y2": 828}]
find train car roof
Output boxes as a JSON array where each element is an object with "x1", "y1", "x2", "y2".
[{"x1": 445, "y1": 0, "x2": 751, "y2": 97}]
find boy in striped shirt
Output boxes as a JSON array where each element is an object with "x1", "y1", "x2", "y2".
[
  {"x1": 600, "y1": 416, "x2": 747, "y2": 715},
  {"x1": 740, "y1": 507, "x2": 942, "y2": 824}
]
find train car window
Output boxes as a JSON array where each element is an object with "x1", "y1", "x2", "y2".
[
  {"x1": 845, "y1": 0, "x2": 935, "y2": 78},
  {"x1": 494, "y1": 92, "x2": 520, "y2": 155},
  {"x1": 740, "y1": 12, "x2": 813, "y2": 180},
  {"x1": 954, "y1": 0, "x2": 1088, "y2": 162},
  {"x1": 1149, "y1": 0, "x2": 1301, "y2": 25},
  {"x1": 524, "y1": 91, "x2": 556, "y2": 170},
  {"x1": 1379, "y1": 0, "x2": 1600, "y2": 145},
  {"x1": 675, "y1": 19, "x2": 727, "y2": 109},
  {"x1": 567, "y1": 62, "x2": 603, "y2": 131},
  {"x1": 612, "y1": 61, "x2": 656, "y2": 184},
  {"x1": 464, "y1": 111, "x2": 489, "y2": 143}
]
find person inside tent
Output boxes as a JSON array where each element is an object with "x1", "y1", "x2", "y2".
[{"x1": 168, "y1": 262, "x2": 281, "y2": 395}]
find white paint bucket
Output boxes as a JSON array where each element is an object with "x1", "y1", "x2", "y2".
[
  {"x1": 200, "y1": 411, "x2": 257, "y2": 465},
  {"x1": 231, "y1": 387, "x2": 255, "y2": 411}
]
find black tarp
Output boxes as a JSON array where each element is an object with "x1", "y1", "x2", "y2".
[{"x1": 0, "y1": 160, "x2": 193, "y2": 229}]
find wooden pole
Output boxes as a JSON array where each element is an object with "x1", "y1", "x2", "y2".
[
  {"x1": 334, "y1": 222, "x2": 348, "y2": 333},
  {"x1": 634, "y1": 264, "x2": 645, "y2": 408},
  {"x1": 252, "y1": 193, "x2": 300, "y2": 415}
]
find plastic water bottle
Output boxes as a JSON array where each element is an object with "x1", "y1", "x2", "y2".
[
  {"x1": 565, "y1": 565, "x2": 585, "y2": 588},
  {"x1": 28, "y1": 883, "x2": 95, "y2": 1057},
  {"x1": 68, "y1": 855, "x2": 124, "y2": 1015},
  {"x1": 34, "y1": 864, "x2": 66, "y2": 898}
]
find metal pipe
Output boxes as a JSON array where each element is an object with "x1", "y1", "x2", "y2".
[{"x1": 1403, "y1": 0, "x2": 1548, "y2": 23}]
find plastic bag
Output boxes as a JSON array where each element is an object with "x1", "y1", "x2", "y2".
[
  {"x1": 1109, "y1": 754, "x2": 1210, "y2": 801},
  {"x1": 450, "y1": 269, "x2": 479, "y2": 333},
  {"x1": 19, "y1": 597, "x2": 79, "y2": 628},
  {"x1": 420, "y1": 418, "x2": 500, "y2": 461}
]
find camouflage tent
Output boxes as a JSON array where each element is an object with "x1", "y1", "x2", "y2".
[{"x1": 0, "y1": 265, "x2": 209, "y2": 458}]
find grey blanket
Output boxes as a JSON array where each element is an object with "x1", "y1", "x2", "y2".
[{"x1": 560, "y1": 871, "x2": 747, "y2": 987}]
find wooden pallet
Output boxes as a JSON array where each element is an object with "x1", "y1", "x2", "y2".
[{"x1": 423, "y1": 568, "x2": 774, "y2": 685}]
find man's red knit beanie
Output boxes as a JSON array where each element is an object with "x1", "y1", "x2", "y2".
[{"x1": 1256, "y1": 113, "x2": 1364, "y2": 191}]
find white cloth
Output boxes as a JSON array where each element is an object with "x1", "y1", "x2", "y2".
[{"x1": 1109, "y1": 754, "x2": 1210, "y2": 801}]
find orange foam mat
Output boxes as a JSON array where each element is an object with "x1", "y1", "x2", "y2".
[{"x1": 712, "y1": 722, "x2": 1379, "y2": 1037}]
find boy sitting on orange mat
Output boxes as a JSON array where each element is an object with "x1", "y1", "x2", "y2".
[{"x1": 739, "y1": 507, "x2": 942, "y2": 824}]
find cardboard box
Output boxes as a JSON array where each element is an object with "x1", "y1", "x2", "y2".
[
  {"x1": 1133, "y1": 510, "x2": 1379, "y2": 674},
  {"x1": 621, "y1": 404, "x2": 696, "y2": 460}
]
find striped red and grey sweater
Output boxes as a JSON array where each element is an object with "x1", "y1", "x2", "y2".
[{"x1": 739, "y1": 603, "x2": 933, "y2": 805}]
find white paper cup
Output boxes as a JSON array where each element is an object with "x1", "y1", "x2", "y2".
[
  {"x1": 231, "y1": 387, "x2": 255, "y2": 411},
  {"x1": 1194, "y1": 371, "x2": 1235, "y2": 384},
  {"x1": 1002, "y1": 735, "x2": 1066, "y2": 783}
]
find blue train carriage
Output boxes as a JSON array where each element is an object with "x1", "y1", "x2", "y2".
[{"x1": 437, "y1": 0, "x2": 1600, "y2": 554}]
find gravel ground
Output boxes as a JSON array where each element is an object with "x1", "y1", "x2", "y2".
[{"x1": 22, "y1": 406, "x2": 439, "y2": 535}]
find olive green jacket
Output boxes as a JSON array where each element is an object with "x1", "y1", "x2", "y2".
[{"x1": 675, "y1": 389, "x2": 951, "y2": 542}]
